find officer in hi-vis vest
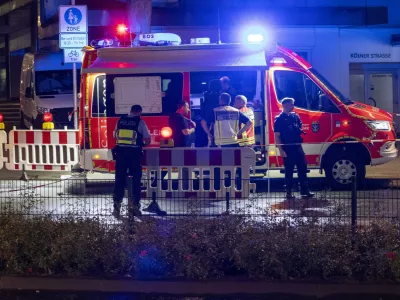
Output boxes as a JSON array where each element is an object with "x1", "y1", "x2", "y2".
[
  {"x1": 203, "y1": 93, "x2": 252, "y2": 147},
  {"x1": 234, "y1": 95, "x2": 255, "y2": 147},
  {"x1": 113, "y1": 105, "x2": 166, "y2": 218}
]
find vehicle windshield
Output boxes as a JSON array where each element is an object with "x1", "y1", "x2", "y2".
[
  {"x1": 35, "y1": 70, "x2": 80, "y2": 96},
  {"x1": 310, "y1": 68, "x2": 352, "y2": 105}
]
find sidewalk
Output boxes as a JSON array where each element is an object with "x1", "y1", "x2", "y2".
[
  {"x1": 0, "y1": 276, "x2": 399, "y2": 297},
  {"x1": 366, "y1": 156, "x2": 400, "y2": 178}
]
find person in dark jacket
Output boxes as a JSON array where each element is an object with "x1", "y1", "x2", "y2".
[
  {"x1": 113, "y1": 104, "x2": 166, "y2": 218},
  {"x1": 274, "y1": 97, "x2": 314, "y2": 199},
  {"x1": 169, "y1": 101, "x2": 195, "y2": 147}
]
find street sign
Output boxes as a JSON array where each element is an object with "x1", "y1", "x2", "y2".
[
  {"x1": 59, "y1": 33, "x2": 88, "y2": 48},
  {"x1": 59, "y1": 5, "x2": 88, "y2": 33},
  {"x1": 63, "y1": 48, "x2": 83, "y2": 63}
]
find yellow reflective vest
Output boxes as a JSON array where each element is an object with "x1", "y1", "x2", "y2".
[
  {"x1": 115, "y1": 116, "x2": 142, "y2": 148},
  {"x1": 238, "y1": 107, "x2": 255, "y2": 146}
]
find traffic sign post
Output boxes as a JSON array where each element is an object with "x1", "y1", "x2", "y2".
[{"x1": 59, "y1": 3, "x2": 87, "y2": 130}]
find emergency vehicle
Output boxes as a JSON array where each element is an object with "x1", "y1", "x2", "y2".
[
  {"x1": 78, "y1": 33, "x2": 397, "y2": 188},
  {"x1": 20, "y1": 52, "x2": 79, "y2": 129}
]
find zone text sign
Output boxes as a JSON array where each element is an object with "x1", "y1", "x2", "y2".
[{"x1": 59, "y1": 6, "x2": 88, "y2": 33}]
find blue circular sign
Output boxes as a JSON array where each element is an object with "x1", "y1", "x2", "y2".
[{"x1": 64, "y1": 8, "x2": 82, "y2": 25}]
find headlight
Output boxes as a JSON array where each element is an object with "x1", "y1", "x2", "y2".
[
  {"x1": 37, "y1": 107, "x2": 50, "y2": 114},
  {"x1": 366, "y1": 120, "x2": 390, "y2": 131}
]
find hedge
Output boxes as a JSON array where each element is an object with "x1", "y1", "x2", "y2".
[{"x1": 0, "y1": 210, "x2": 399, "y2": 282}]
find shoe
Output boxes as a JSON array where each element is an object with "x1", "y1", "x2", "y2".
[
  {"x1": 130, "y1": 205, "x2": 142, "y2": 217},
  {"x1": 143, "y1": 202, "x2": 167, "y2": 216},
  {"x1": 301, "y1": 191, "x2": 315, "y2": 198},
  {"x1": 286, "y1": 191, "x2": 295, "y2": 199},
  {"x1": 112, "y1": 202, "x2": 121, "y2": 219},
  {"x1": 286, "y1": 190, "x2": 294, "y2": 199}
]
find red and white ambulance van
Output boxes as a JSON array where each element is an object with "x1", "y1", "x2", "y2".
[{"x1": 78, "y1": 36, "x2": 397, "y2": 188}]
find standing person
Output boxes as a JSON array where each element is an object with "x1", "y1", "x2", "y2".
[
  {"x1": 113, "y1": 104, "x2": 166, "y2": 218},
  {"x1": 169, "y1": 101, "x2": 195, "y2": 147},
  {"x1": 220, "y1": 76, "x2": 237, "y2": 100},
  {"x1": 274, "y1": 98, "x2": 315, "y2": 199},
  {"x1": 202, "y1": 93, "x2": 252, "y2": 147},
  {"x1": 169, "y1": 101, "x2": 195, "y2": 189},
  {"x1": 234, "y1": 95, "x2": 255, "y2": 147}
]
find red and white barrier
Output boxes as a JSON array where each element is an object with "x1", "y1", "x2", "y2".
[
  {"x1": 0, "y1": 130, "x2": 7, "y2": 170},
  {"x1": 141, "y1": 148, "x2": 256, "y2": 200},
  {"x1": 5, "y1": 129, "x2": 80, "y2": 171},
  {"x1": 142, "y1": 148, "x2": 245, "y2": 166}
]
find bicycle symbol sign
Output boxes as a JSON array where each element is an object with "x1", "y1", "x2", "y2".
[
  {"x1": 68, "y1": 50, "x2": 79, "y2": 58},
  {"x1": 64, "y1": 8, "x2": 82, "y2": 25},
  {"x1": 63, "y1": 48, "x2": 82, "y2": 63}
]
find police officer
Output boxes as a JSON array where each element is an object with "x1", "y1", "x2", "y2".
[
  {"x1": 234, "y1": 95, "x2": 255, "y2": 147},
  {"x1": 113, "y1": 104, "x2": 166, "y2": 218},
  {"x1": 274, "y1": 98, "x2": 314, "y2": 199}
]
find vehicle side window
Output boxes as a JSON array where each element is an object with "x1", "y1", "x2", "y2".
[
  {"x1": 92, "y1": 75, "x2": 107, "y2": 117},
  {"x1": 35, "y1": 69, "x2": 80, "y2": 96},
  {"x1": 274, "y1": 70, "x2": 339, "y2": 113},
  {"x1": 104, "y1": 73, "x2": 183, "y2": 117}
]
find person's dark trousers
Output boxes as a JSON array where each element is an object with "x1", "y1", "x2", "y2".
[
  {"x1": 283, "y1": 145, "x2": 309, "y2": 193},
  {"x1": 113, "y1": 146, "x2": 142, "y2": 209}
]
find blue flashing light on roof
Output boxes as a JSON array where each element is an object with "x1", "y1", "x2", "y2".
[
  {"x1": 241, "y1": 25, "x2": 270, "y2": 45},
  {"x1": 247, "y1": 34, "x2": 264, "y2": 43},
  {"x1": 90, "y1": 39, "x2": 114, "y2": 49}
]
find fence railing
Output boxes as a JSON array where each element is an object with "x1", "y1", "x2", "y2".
[{"x1": 0, "y1": 176, "x2": 399, "y2": 228}]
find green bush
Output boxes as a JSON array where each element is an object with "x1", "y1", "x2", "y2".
[
  {"x1": 0, "y1": 187, "x2": 399, "y2": 282},
  {"x1": 0, "y1": 212, "x2": 399, "y2": 282}
]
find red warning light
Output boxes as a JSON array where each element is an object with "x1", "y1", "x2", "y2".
[
  {"x1": 116, "y1": 24, "x2": 128, "y2": 35},
  {"x1": 43, "y1": 112, "x2": 53, "y2": 123}
]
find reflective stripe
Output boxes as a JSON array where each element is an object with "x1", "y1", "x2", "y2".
[
  {"x1": 213, "y1": 106, "x2": 240, "y2": 146},
  {"x1": 116, "y1": 129, "x2": 138, "y2": 146},
  {"x1": 238, "y1": 107, "x2": 255, "y2": 146}
]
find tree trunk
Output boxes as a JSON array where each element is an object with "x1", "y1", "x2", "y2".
[{"x1": 128, "y1": 0, "x2": 152, "y2": 40}]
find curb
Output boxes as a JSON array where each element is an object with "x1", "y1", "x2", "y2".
[{"x1": 0, "y1": 276, "x2": 400, "y2": 297}]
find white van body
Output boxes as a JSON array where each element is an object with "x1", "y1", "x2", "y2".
[{"x1": 20, "y1": 52, "x2": 81, "y2": 128}]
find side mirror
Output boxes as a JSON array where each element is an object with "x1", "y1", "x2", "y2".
[{"x1": 25, "y1": 87, "x2": 33, "y2": 99}]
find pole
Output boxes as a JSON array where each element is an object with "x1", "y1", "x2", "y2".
[
  {"x1": 127, "y1": 176, "x2": 135, "y2": 234},
  {"x1": 351, "y1": 176, "x2": 357, "y2": 247},
  {"x1": 71, "y1": 0, "x2": 78, "y2": 129}
]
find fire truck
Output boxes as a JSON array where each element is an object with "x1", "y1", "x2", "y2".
[{"x1": 78, "y1": 33, "x2": 397, "y2": 188}]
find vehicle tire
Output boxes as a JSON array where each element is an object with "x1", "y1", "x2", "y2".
[{"x1": 324, "y1": 154, "x2": 366, "y2": 189}]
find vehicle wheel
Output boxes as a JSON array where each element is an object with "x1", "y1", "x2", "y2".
[{"x1": 324, "y1": 155, "x2": 366, "y2": 189}]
